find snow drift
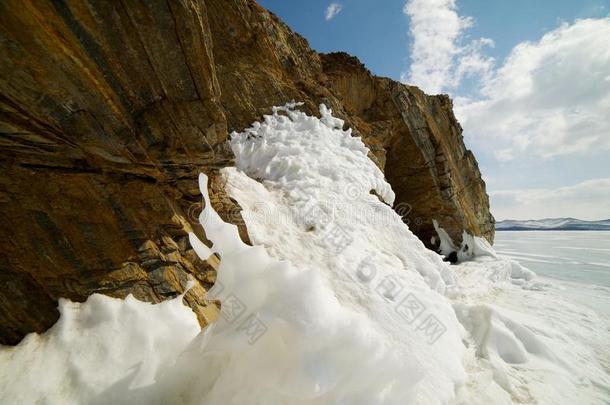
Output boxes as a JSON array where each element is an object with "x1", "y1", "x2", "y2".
[{"x1": 1, "y1": 104, "x2": 608, "y2": 405}]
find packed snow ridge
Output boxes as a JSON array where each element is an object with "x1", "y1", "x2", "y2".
[{"x1": 1, "y1": 103, "x2": 608, "y2": 404}]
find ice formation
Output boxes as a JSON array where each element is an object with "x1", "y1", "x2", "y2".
[
  {"x1": 0, "y1": 293, "x2": 201, "y2": 404},
  {"x1": 185, "y1": 103, "x2": 467, "y2": 403},
  {"x1": 1, "y1": 104, "x2": 608, "y2": 405},
  {"x1": 433, "y1": 219, "x2": 499, "y2": 262}
]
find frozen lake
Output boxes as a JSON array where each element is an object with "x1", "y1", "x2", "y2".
[
  {"x1": 495, "y1": 231, "x2": 610, "y2": 287},
  {"x1": 495, "y1": 230, "x2": 610, "y2": 318}
]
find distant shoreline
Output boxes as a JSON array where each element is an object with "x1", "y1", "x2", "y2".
[
  {"x1": 495, "y1": 218, "x2": 610, "y2": 231},
  {"x1": 496, "y1": 228, "x2": 610, "y2": 231}
]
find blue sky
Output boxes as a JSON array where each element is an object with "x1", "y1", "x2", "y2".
[
  {"x1": 259, "y1": 0, "x2": 610, "y2": 220},
  {"x1": 259, "y1": 0, "x2": 608, "y2": 83}
]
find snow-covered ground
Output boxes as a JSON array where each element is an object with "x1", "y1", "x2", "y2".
[
  {"x1": 0, "y1": 104, "x2": 608, "y2": 404},
  {"x1": 450, "y1": 257, "x2": 610, "y2": 404}
]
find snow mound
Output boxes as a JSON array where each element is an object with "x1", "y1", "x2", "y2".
[
  {"x1": 230, "y1": 102, "x2": 395, "y2": 208},
  {"x1": 210, "y1": 103, "x2": 467, "y2": 402},
  {"x1": 0, "y1": 293, "x2": 200, "y2": 404}
]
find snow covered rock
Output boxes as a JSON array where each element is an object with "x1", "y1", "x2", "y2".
[
  {"x1": 0, "y1": 0, "x2": 492, "y2": 347},
  {"x1": 1, "y1": 103, "x2": 607, "y2": 405},
  {"x1": 0, "y1": 104, "x2": 468, "y2": 404}
]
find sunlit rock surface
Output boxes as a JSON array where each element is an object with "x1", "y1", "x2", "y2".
[{"x1": 0, "y1": 0, "x2": 492, "y2": 343}]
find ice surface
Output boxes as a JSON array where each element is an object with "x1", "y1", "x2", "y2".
[
  {"x1": 451, "y1": 260, "x2": 610, "y2": 404},
  {"x1": 0, "y1": 103, "x2": 608, "y2": 404}
]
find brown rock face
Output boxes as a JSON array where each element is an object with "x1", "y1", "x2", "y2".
[
  {"x1": 0, "y1": 0, "x2": 493, "y2": 344},
  {"x1": 319, "y1": 53, "x2": 495, "y2": 248}
]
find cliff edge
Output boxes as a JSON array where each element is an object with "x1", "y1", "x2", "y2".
[{"x1": 0, "y1": 0, "x2": 493, "y2": 344}]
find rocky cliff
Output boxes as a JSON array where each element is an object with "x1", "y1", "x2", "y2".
[{"x1": 0, "y1": 0, "x2": 494, "y2": 344}]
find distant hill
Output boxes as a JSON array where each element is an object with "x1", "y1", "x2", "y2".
[{"x1": 496, "y1": 218, "x2": 610, "y2": 231}]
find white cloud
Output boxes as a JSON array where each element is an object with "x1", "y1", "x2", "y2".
[
  {"x1": 401, "y1": 0, "x2": 494, "y2": 94},
  {"x1": 403, "y1": 3, "x2": 610, "y2": 218},
  {"x1": 403, "y1": 1, "x2": 610, "y2": 161},
  {"x1": 457, "y1": 18, "x2": 610, "y2": 161},
  {"x1": 325, "y1": 3, "x2": 343, "y2": 21},
  {"x1": 490, "y1": 178, "x2": 610, "y2": 220}
]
